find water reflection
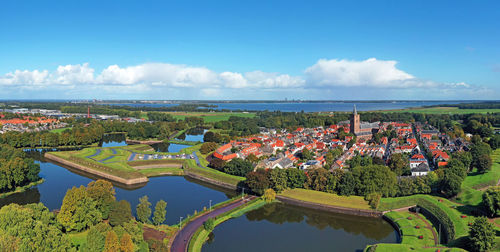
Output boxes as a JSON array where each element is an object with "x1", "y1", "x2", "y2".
[{"x1": 203, "y1": 202, "x2": 398, "y2": 252}]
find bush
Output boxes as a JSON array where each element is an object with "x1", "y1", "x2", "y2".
[
  {"x1": 365, "y1": 193, "x2": 381, "y2": 210},
  {"x1": 262, "y1": 188, "x2": 276, "y2": 203},
  {"x1": 203, "y1": 218, "x2": 215, "y2": 232}
]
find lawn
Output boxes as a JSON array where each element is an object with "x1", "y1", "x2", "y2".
[
  {"x1": 183, "y1": 159, "x2": 245, "y2": 186},
  {"x1": 68, "y1": 230, "x2": 88, "y2": 249},
  {"x1": 279, "y1": 188, "x2": 371, "y2": 210},
  {"x1": 49, "y1": 127, "x2": 72, "y2": 133},
  {"x1": 384, "y1": 211, "x2": 436, "y2": 247},
  {"x1": 456, "y1": 149, "x2": 500, "y2": 206},
  {"x1": 139, "y1": 167, "x2": 184, "y2": 177},
  {"x1": 379, "y1": 107, "x2": 500, "y2": 114}
]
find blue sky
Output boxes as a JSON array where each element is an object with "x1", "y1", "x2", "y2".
[{"x1": 0, "y1": 0, "x2": 498, "y2": 100}]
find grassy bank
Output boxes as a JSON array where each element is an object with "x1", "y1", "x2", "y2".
[
  {"x1": 0, "y1": 178, "x2": 44, "y2": 199},
  {"x1": 188, "y1": 198, "x2": 266, "y2": 252},
  {"x1": 456, "y1": 148, "x2": 500, "y2": 206},
  {"x1": 384, "y1": 211, "x2": 436, "y2": 247},
  {"x1": 279, "y1": 188, "x2": 371, "y2": 210},
  {"x1": 183, "y1": 159, "x2": 244, "y2": 187}
]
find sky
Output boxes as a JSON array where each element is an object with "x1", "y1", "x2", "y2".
[{"x1": 0, "y1": 0, "x2": 499, "y2": 100}]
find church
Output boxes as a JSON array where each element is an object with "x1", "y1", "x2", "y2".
[{"x1": 350, "y1": 105, "x2": 379, "y2": 140}]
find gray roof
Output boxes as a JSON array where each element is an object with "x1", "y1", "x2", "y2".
[{"x1": 412, "y1": 162, "x2": 430, "y2": 172}]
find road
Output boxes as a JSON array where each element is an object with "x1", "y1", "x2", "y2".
[{"x1": 171, "y1": 195, "x2": 255, "y2": 252}]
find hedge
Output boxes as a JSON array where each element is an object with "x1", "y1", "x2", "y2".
[{"x1": 416, "y1": 197, "x2": 455, "y2": 243}]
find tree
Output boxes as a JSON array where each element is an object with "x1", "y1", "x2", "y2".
[
  {"x1": 300, "y1": 148, "x2": 313, "y2": 161},
  {"x1": 268, "y1": 168, "x2": 288, "y2": 192},
  {"x1": 285, "y1": 168, "x2": 306, "y2": 189},
  {"x1": 152, "y1": 200, "x2": 167, "y2": 226},
  {"x1": 476, "y1": 154, "x2": 492, "y2": 173},
  {"x1": 57, "y1": 186, "x2": 102, "y2": 232},
  {"x1": 262, "y1": 188, "x2": 276, "y2": 203},
  {"x1": 445, "y1": 159, "x2": 467, "y2": 180},
  {"x1": 109, "y1": 200, "x2": 132, "y2": 227},
  {"x1": 351, "y1": 165, "x2": 397, "y2": 197},
  {"x1": 304, "y1": 168, "x2": 331, "y2": 192},
  {"x1": 203, "y1": 131, "x2": 221, "y2": 143},
  {"x1": 120, "y1": 233, "x2": 134, "y2": 252},
  {"x1": 365, "y1": 193, "x2": 381, "y2": 209},
  {"x1": 136, "y1": 196, "x2": 152, "y2": 224},
  {"x1": 338, "y1": 172, "x2": 357, "y2": 196},
  {"x1": 470, "y1": 142, "x2": 492, "y2": 170},
  {"x1": 452, "y1": 151, "x2": 473, "y2": 171},
  {"x1": 86, "y1": 179, "x2": 116, "y2": 219},
  {"x1": 246, "y1": 154, "x2": 259, "y2": 164},
  {"x1": 104, "y1": 231, "x2": 120, "y2": 252},
  {"x1": 203, "y1": 218, "x2": 215, "y2": 232},
  {"x1": 468, "y1": 216, "x2": 495, "y2": 252},
  {"x1": 388, "y1": 153, "x2": 410, "y2": 176},
  {"x1": 440, "y1": 172, "x2": 462, "y2": 198},
  {"x1": 483, "y1": 186, "x2": 500, "y2": 217},
  {"x1": 223, "y1": 158, "x2": 253, "y2": 176},
  {"x1": 209, "y1": 158, "x2": 226, "y2": 171},
  {"x1": 87, "y1": 225, "x2": 106, "y2": 252},
  {"x1": 245, "y1": 169, "x2": 270, "y2": 195},
  {"x1": 488, "y1": 134, "x2": 500, "y2": 150},
  {"x1": 200, "y1": 142, "x2": 218, "y2": 155}
]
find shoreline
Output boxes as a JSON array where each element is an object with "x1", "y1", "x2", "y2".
[{"x1": 0, "y1": 178, "x2": 45, "y2": 199}]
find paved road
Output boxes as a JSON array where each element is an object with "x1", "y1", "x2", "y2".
[{"x1": 171, "y1": 196, "x2": 255, "y2": 252}]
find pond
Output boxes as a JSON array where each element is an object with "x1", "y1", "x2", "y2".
[
  {"x1": 202, "y1": 202, "x2": 398, "y2": 252},
  {"x1": 176, "y1": 127, "x2": 207, "y2": 142}
]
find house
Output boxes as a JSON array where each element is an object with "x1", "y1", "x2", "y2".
[
  {"x1": 299, "y1": 160, "x2": 322, "y2": 170},
  {"x1": 272, "y1": 158, "x2": 294, "y2": 169},
  {"x1": 409, "y1": 153, "x2": 428, "y2": 168},
  {"x1": 411, "y1": 163, "x2": 430, "y2": 176}
]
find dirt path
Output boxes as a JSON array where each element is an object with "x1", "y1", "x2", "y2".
[{"x1": 413, "y1": 212, "x2": 439, "y2": 246}]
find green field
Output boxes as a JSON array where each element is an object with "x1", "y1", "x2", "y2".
[
  {"x1": 141, "y1": 111, "x2": 256, "y2": 122},
  {"x1": 380, "y1": 106, "x2": 500, "y2": 114},
  {"x1": 49, "y1": 127, "x2": 72, "y2": 133},
  {"x1": 456, "y1": 148, "x2": 500, "y2": 206},
  {"x1": 279, "y1": 188, "x2": 371, "y2": 210}
]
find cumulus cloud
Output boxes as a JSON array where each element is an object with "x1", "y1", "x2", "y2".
[
  {"x1": 0, "y1": 59, "x2": 484, "y2": 99},
  {"x1": 305, "y1": 58, "x2": 418, "y2": 88}
]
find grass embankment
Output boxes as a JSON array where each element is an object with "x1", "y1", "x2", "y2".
[
  {"x1": 380, "y1": 106, "x2": 500, "y2": 114},
  {"x1": 384, "y1": 211, "x2": 436, "y2": 247},
  {"x1": 183, "y1": 159, "x2": 244, "y2": 187},
  {"x1": 188, "y1": 198, "x2": 266, "y2": 252},
  {"x1": 456, "y1": 148, "x2": 500, "y2": 206},
  {"x1": 167, "y1": 139, "x2": 200, "y2": 145},
  {"x1": 0, "y1": 179, "x2": 44, "y2": 199},
  {"x1": 365, "y1": 244, "x2": 466, "y2": 252},
  {"x1": 279, "y1": 188, "x2": 371, "y2": 210},
  {"x1": 68, "y1": 230, "x2": 88, "y2": 248}
]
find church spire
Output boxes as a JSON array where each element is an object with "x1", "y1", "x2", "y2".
[{"x1": 353, "y1": 104, "x2": 357, "y2": 115}]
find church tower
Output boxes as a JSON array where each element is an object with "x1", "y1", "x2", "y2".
[{"x1": 350, "y1": 105, "x2": 360, "y2": 134}]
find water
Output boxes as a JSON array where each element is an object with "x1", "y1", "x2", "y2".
[
  {"x1": 203, "y1": 202, "x2": 398, "y2": 252},
  {"x1": 0, "y1": 150, "x2": 234, "y2": 225},
  {"x1": 176, "y1": 128, "x2": 206, "y2": 142},
  {"x1": 150, "y1": 143, "x2": 192, "y2": 153},
  {"x1": 100, "y1": 133, "x2": 128, "y2": 147},
  {"x1": 105, "y1": 101, "x2": 472, "y2": 112}
]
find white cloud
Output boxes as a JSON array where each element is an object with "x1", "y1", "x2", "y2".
[
  {"x1": 0, "y1": 59, "x2": 485, "y2": 99},
  {"x1": 305, "y1": 58, "x2": 416, "y2": 88}
]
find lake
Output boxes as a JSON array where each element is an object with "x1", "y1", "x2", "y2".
[{"x1": 106, "y1": 101, "x2": 472, "y2": 112}]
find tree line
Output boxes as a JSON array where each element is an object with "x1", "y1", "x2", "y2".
[{"x1": 0, "y1": 144, "x2": 40, "y2": 192}]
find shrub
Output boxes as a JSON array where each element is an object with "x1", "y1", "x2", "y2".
[
  {"x1": 203, "y1": 218, "x2": 215, "y2": 232},
  {"x1": 200, "y1": 142, "x2": 218, "y2": 155},
  {"x1": 365, "y1": 193, "x2": 381, "y2": 210},
  {"x1": 262, "y1": 188, "x2": 276, "y2": 203}
]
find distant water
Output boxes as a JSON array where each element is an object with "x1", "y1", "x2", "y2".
[{"x1": 105, "y1": 101, "x2": 472, "y2": 112}]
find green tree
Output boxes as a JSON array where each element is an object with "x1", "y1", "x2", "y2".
[
  {"x1": 469, "y1": 216, "x2": 495, "y2": 252},
  {"x1": 388, "y1": 153, "x2": 410, "y2": 176},
  {"x1": 86, "y1": 179, "x2": 116, "y2": 219},
  {"x1": 482, "y1": 186, "x2": 500, "y2": 217},
  {"x1": 285, "y1": 168, "x2": 306, "y2": 189},
  {"x1": 245, "y1": 169, "x2": 270, "y2": 195},
  {"x1": 223, "y1": 158, "x2": 253, "y2": 176},
  {"x1": 86, "y1": 225, "x2": 106, "y2": 252},
  {"x1": 351, "y1": 165, "x2": 397, "y2": 197},
  {"x1": 209, "y1": 158, "x2": 226, "y2": 171},
  {"x1": 57, "y1": 186, "x2": 102, "y2": 232},
  {"x1": 136, "y1": 196, "x2": 152, "y2": 224},
  {"x1": 440, "y1": 171, "x2": 462, "y2": 198},
  {"x1": 200, "y1": 142, "x2": 218, "y2": 154},
  {"x1": 203, "y1": 131, "x2": 222, "y2": 143},
  {"x1": 262, "y1": 188, "x2": 276, "y2": 203},
  {"x1": 476, "y1": 154, "x2": 492, "y2": 173},
  {"x1": 152, "y1": 200, "x2": 167, "y2": 226},
  {"x1": 268, "y1": 168, "x2": 288, "y2": 192},
  {"x1": 203, "y1": 218, "x2": 215, "y2": 232},
  {"x1": 300, "y1": 148, "x2": 314, "y2": 160},
  {"x1": 470, "y1": 142, "x2": 492, "y2": 171},
  {"x1": 109, "y1": 200, "x2": 132, "y2": 227},
  {"x1": 338, "y1": 172, "x2": 357, "y2": 196}
]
